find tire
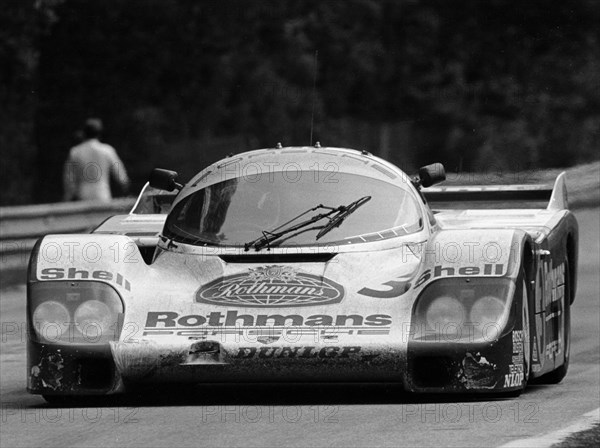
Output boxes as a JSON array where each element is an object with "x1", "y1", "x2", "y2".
[{"x1": 535, "y1": 257, "x2": 571, "y2": 384}]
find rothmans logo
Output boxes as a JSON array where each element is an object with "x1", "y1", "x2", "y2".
[{"x1": 196, "y1": 265, "x2": 344, "y2": 307}]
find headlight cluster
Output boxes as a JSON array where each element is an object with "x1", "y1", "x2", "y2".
[
  {"x1": 29, "y1": 282, "x2": 124, "y2": 344},
  {"x1": 411, "y1": 278, "x2": 514, "y2": 342}
]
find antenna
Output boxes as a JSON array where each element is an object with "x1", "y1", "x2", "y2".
[{"x1": 309, "y1": 50, "x2": 318, "y2": 145}]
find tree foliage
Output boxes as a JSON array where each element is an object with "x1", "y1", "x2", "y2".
[{"x1": 1, "y1": 0, "x2": 598, "y2": 204}]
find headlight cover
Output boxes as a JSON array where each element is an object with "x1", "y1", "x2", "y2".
[
  {"x1": 425, "y1": 294, "x2": 466, "y2": 336},
  {"x1": 411, "y1": 278, "x2": 514, "y2": 343},
  {"x1": 32, "y1": 301, "x2": 70, "y2": 340},
  {"x1": 29, "y1": 281, "x2": 124, "y2": 344}
]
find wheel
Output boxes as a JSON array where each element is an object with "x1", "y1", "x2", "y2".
[{"x1": 536, "y1": 258, "x2": 571, "y2": 384}]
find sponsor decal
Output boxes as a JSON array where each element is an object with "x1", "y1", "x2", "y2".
[
  {"x1": 144, "y1": 327, "x2": 391, "y2": 340},
  {"x1": 505, "y1": 329, "x2": 525, "y2": 388},
  {"x1": 196, "y1": 265, "x2": 344, "y2": 307},
  {"x1": 39, "y1": 267, "x2": 131, "y2": 291},
  {"x1": 143, "y1": 311, "x2": 392, "y2": 339},
  {"x1": 504, "y1": 372, "x2": 524, "y2": 388},
  {"x1": 545, "y1": 340, "x2": 560, "y2": 359},
  {"x1": 543, "y1": 261, "x2": 565, "y2": 308},
  {"x1": 512, "y1": 330, "x2": 524, "y2": 354},
  {"x1": 415, "y1": 264, "x2": 505, "y2": 288},
  {"x1": 234, "y1": 346, "x2": 365, "y2": 359},
  {"x1": 541, "y1": 261, "x2": 565, "y2": 362},
  {"x1": 358, "y1": 278, "x2": 411, "y2": 298},
  {"x1": 543, "y1": 261, "x2": 565, "y2": 364},
  {"x1": 145, "y1": 311, "x2": 391, "y2": 328}
]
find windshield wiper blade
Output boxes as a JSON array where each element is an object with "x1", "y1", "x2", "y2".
[
  {"x1": 244, "y1": 196, "x2": 372, "y2": 251},
  {"x1": 244, "y1": 204, "x2": 340, "y2": 252},
  {"x1": 316, "y1": 196, "x2": 371, "y2": 240}
]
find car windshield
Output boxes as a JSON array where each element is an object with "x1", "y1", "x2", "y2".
[{"x1": 163, "y1": 170, "x2": 422, "y2": 247}]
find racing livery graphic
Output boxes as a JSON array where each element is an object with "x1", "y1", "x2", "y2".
[
  {"x1": 196, "y1": 265, "x2": 345, "y2": 307},
  {"x1": 27, "y1": 145, "x2": 578, "y2": 401}
]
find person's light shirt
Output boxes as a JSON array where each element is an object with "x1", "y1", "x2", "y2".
[{"x1": 63, "y1": 138, "x2": 129, "y2": 201}]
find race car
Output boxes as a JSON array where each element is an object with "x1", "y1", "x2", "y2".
[{"x1": 27, "y1": 145, "x2": 578, "y2": 401}]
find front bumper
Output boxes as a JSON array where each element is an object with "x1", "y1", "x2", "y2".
[
  {"x1": 28, "y1": 330, "x2": 522, "y2": 396},
  {"x1": 406, "y1": 330, "x2": 522, "y2": 393}
]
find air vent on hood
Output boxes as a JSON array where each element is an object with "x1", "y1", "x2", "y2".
[{"x1": 219, "y1": 253, "x2": 337, "y2": 263}]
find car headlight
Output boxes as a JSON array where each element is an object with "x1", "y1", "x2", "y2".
[
  {"x1": 32, "y1": 301, "x2": 70, "y2": 340},
  {"x1": 469, "y1": 295, "x2": 506, "y2": 329},
  {"x1": 74, "y1": 300, "x2": 113, "y2": 340},
  {"x1": 411, "y1": 278, "x2": 513, "y2": 342},
  {"x1": 29, "y1": 281, "x2": 124, "y2": 344},
  {"x1": 425, "y1": 295, "x2": 466, "y2": 336}
]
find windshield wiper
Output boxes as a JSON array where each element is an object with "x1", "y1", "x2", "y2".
[
  {"x1": 316, "y1": 195, "x2": 371, "y2": 240},
  {"x1": 244, "y1": 196, "x2": 371, "y2": 252},
  {"x1": 244, "y1": 204, "x2": 339, "y2": 251}
]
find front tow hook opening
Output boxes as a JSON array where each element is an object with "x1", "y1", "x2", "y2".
[{"x1": 182, "y1": 341, "x2": 228, "y2": 366}]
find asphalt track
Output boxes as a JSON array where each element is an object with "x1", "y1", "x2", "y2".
[{"x1": 1, "y1": 208, "x2": 598, "y2": 448}]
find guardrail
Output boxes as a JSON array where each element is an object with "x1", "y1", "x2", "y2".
[{"x1": 0, "y1": 198, "x2": 135, "y2": 286}]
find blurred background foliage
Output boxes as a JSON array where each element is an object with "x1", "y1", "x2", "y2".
[{"x1": 1, "y1": 0, "x2": 598, "y2": 205}]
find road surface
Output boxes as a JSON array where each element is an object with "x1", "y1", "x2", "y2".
[{"x1": 1, "y1": 208, "x2": 598, "y2": 447}]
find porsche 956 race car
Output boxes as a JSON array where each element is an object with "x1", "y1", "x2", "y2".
[{"x1": 27, "y1": 145, "x2": 578, "y2": 401}]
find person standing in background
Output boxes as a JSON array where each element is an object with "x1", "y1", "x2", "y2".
[{"x1": 63, "y1": 118, "x2": 129, "y2": 201}]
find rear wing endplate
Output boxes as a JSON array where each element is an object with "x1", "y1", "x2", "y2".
[{"x1": 423, "y1": 172, "x2": 568, "y2": 210}]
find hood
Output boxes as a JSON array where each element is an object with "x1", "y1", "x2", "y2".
[
  {"x1": 110, "y1": 244, "x2": 422, "y2": 380},
  {"x1": 120, "y1": 243, "x2": 423, "y2": 345}
]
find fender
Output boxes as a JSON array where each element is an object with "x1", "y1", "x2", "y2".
[
  {"x1": 539, "y1": 211, "x2": 579, "y2": 303},
  {"x1": 28, "y1": 234, "x2": 149, "y2": 294},
  {"x1": 413, "y1": 229, "x2": 530, "y2": 289}
]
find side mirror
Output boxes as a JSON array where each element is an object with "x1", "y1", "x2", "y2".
[
  {"x1": 416, "y1": 163, "x2": 446, "y2": 188},
  {"x1": 149, "y1": 168, "x2": 183, "y2": 191}
]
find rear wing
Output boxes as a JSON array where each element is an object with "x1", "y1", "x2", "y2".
[{"x1": 423, "y1": 172, "x2": 568, "y2": 210}]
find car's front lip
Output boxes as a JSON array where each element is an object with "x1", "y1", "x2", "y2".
[
  {"x1": 27, "y1": 340, "x2": 123, "y2": 395},
  {"x1": 27, "y1": 331, "x2": 520, "y2": 396},
  {"x1": 109, "y1": 339, "x2": 406, "y2": 383}
]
